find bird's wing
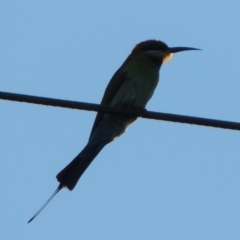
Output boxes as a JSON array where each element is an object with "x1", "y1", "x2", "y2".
[{"x1": 89, "y1": 68, "x2": 127, "y2": 139}]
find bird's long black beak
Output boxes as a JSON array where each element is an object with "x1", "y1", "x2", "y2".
[{"x1": 169, "y1": 47, "x2": 200, "y2": 53}]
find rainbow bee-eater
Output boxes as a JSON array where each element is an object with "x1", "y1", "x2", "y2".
[{"x1": 28, "y1": 39, "x2": 199, "y2": 222}]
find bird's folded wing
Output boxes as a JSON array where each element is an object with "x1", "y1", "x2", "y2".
[{"x1": 89, "y1": 69, "x2": 127, "y2": 139}]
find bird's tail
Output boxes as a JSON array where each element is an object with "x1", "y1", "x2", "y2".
[
  {"x1": 28, "y1": 140, "x2": 107, "y2": 223},
  {"x1": 56, "y1": 140, "x2": 106, "y2": 191}
]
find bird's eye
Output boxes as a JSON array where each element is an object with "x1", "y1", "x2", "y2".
[{"x1": 144, "y1": 50, "x2": 172, "y2": 63}]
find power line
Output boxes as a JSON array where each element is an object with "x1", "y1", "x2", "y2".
[{"x1": 1, "y1": 91, "x2": 240, "y2": 131}]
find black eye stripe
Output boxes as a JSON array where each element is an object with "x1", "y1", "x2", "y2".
[{"x1": 143, "y1": 50, "x2": 163, "y2": 53}]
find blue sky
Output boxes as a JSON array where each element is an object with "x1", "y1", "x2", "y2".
[{"x1": 1, "y1": 1, "x2": 240, "y2": 239}]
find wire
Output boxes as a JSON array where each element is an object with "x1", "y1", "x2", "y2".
[{"x1": 1, "y1": 91, "x2": 240, "y2": 131}]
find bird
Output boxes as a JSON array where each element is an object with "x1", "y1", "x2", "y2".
[{"x1": 28, "y1": 39, "x2": 199, "y2": 223}]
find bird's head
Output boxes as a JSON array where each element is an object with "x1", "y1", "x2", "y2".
[{"x1": 131, "y1": 39, "x2": 200, "y2": 66}]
